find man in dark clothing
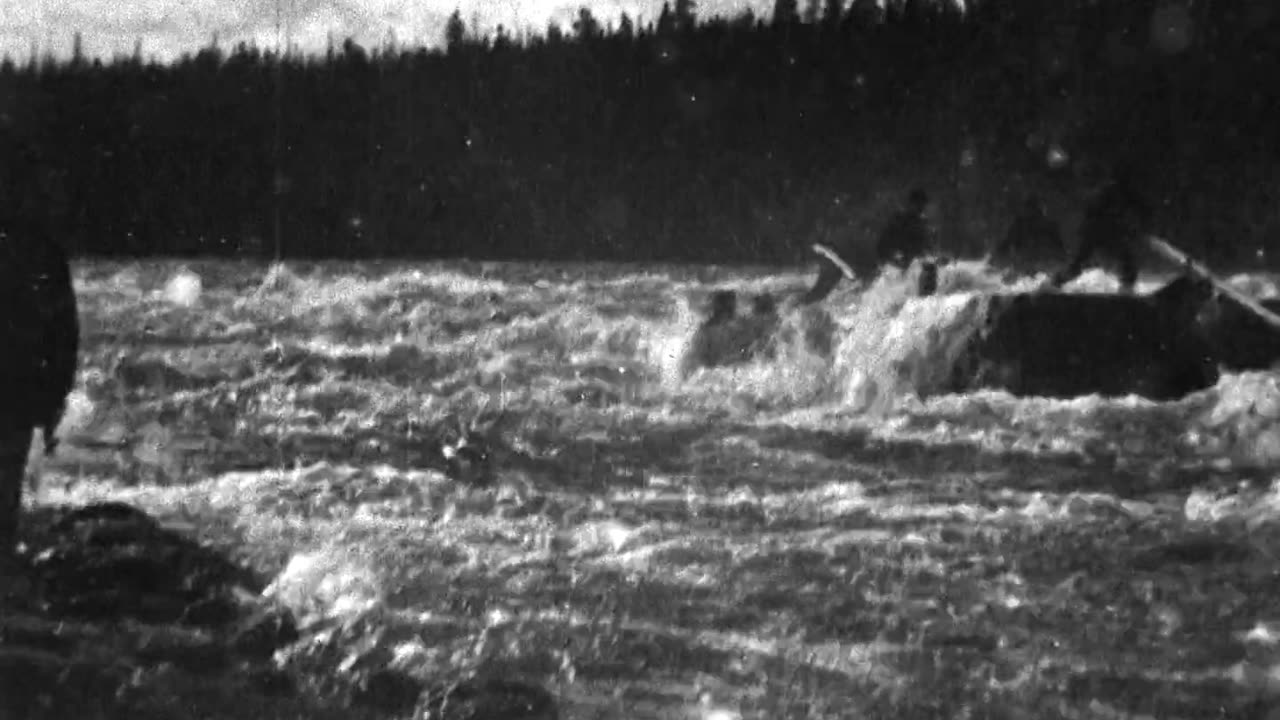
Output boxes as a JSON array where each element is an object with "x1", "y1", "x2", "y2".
[
  {"x1": 800, "y1": 187, "x2": 936, "y2": 305},
  {"x1": 0, "y1": 217, "x2": 80, "y2": 585},
  {"x1": 876, "y1": 188, "x2": 936, "y2": 270},
  {"x1": 1050, "y1": 172, "x2": 1153, "y2": 293},
  {"x1": 993, "y1": 195, "x2": 1063, "y2": 270}
]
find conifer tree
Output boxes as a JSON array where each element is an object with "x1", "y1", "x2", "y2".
[
  {"x1": 445, "y1": 10, "x2": 467, "y2": 52},
  {"x1": 675, "y1": 0, "x2": 697, "y2": 32},
  {"x1": 772, "y1": 0, "x2": 799, "y2": 27}
]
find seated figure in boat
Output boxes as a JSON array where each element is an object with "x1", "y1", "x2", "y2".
[
  {"x1": 947, "y1": 268, "x2": 1221, "y2": 401},
  {"x1": 801, "y1": 187, "x2": 938, "y2": 304},
  {"x1": 875, "y1": 188, "x2": 937, "y2": 271},
  {"x1": 1050, "y1": 169, "x2": 1153, "y2": 294},
  {"x1": 682, "y1": 291, "x2": 748, "y2": 375},
  {"x1": 992, "y1": 194, "x2": 1063, "y2": 274}
]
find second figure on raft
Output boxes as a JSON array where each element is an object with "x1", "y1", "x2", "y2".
[{"x1": 801, "y1": 168, "x2": 1156, "y2": 304}]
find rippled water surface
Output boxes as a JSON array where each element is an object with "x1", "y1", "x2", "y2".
[{"x1": 31, "y1": 257, "x2": 1280, "y2": 719}]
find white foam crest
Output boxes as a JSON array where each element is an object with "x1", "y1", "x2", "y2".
[
  {"x1": 264, "y1": 546, "x2": 385, "y2": 625},
  {"x1": 1221, "y1": 272, "x2": 1280, "y2": 300},
  {"x1": 649, "y1": 294, "x2": 703, "y2": 388},
  {"x1": 1188, "y1": 372, "x2": 1280, "y2": 466},
  {"x1": 833, "y1": 291, "x2": 991, "y2": 415},
  {"x1": 160, "y1": 267, "x2": 203, "y2": 307}
]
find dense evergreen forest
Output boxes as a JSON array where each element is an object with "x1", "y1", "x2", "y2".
[{"x1": 0, "y1": 0, "x2": 1276, "y2": 266}]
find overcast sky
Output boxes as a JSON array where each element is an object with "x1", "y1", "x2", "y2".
[{"x1": 0, "y1": 0, "x2": 774, "y2": 63}]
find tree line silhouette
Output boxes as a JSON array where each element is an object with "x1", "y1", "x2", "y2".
[{"x1": 0, "y1": 0, "x2": 1276, "y2": 266}]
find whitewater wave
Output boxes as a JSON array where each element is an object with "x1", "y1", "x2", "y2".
[
  {"x1": 64, "y1": 257, "x2": 1280, "y2": 480},
  {"x1": 649, "y1": 258, "x2": 1280, "y2": 468}
]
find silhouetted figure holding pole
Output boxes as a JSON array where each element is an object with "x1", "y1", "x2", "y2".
[
  {"x1": 993, "y1": 194, "x2": 1062, "y2": 271},
  {"x1": 800, "y1": 187, "x2": 937, "y2": 305},
  {"x1": 876, "y1": 188, "x2": 936, "y2": 270},
  {"x1": 1050, "y1": 171, "x2": 1153, "y2": 293}
]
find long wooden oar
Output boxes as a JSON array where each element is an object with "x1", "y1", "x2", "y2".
[
  {"x1": 1145, "y1": 235, "x2": 1280, "y2": 333},
  {"x1": 811, "y1": 242, "x2": 858, "y2": 280}
]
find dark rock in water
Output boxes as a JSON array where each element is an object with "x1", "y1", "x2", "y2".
[
  {"x1": 0, "y1": 228, "x2": 79, "y2": 451},
  {"x1": 948, "y1": 274, "x2": 1221, "y2": 401},
  {"x1": 440, "y1": 429, "x2": 495, "y2": 485},
  {"x1": 47, "y1": 501, "x2": 165, "y2": 550},
  {"x1": 564, "y1": 361, "x2": 647, "y2": 407},
  {"x1": 572, "y1": 360, "x2": 647, "y2": 387},
  {"x1": 0, "y1": 223, "x2": 79, "y2": 568},
  {"x1": 1198, "y1": 295, "x2": 1280, "y2": 372},
  {"x1": 229, "y1": 605, "x2": 302, "y2": 661},
  {"x1": 786, "y1": 304, "x2": 838, "y2": 359},
  {"x1": 353, "y1": 668, "x2": 428, "y2": 714}
]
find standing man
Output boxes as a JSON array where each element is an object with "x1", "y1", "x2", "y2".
[
  {"x1": 876, "y1": 188, "x2": 936, "y2": 270},
  {"x1": 801, "y1": 187, "x2": 937, "y2": 305},
  {"x1": 993, "y1": 194, "x2": 1063, "y2": 271},
  {"x1": 0, "y1": 210, "x2": 80, "y2": 592},
  {"x1": 1050, "y1": 170, "x2": 1153, "y2": 294},
  {"x1": 877, "y1": 187, "x2": 941, "y2": 297}
]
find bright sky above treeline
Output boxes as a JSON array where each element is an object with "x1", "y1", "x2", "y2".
[{"x1": 0, "y1": 0, "x2": 776, "y2": 63}]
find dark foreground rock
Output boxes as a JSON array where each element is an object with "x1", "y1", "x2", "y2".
[
  {"x1": 1, "y1": 502, "x2": 300, "y2": 717},
  {"x1": 947, "y1": 274, "x2": 1222, "y2": 401}
]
